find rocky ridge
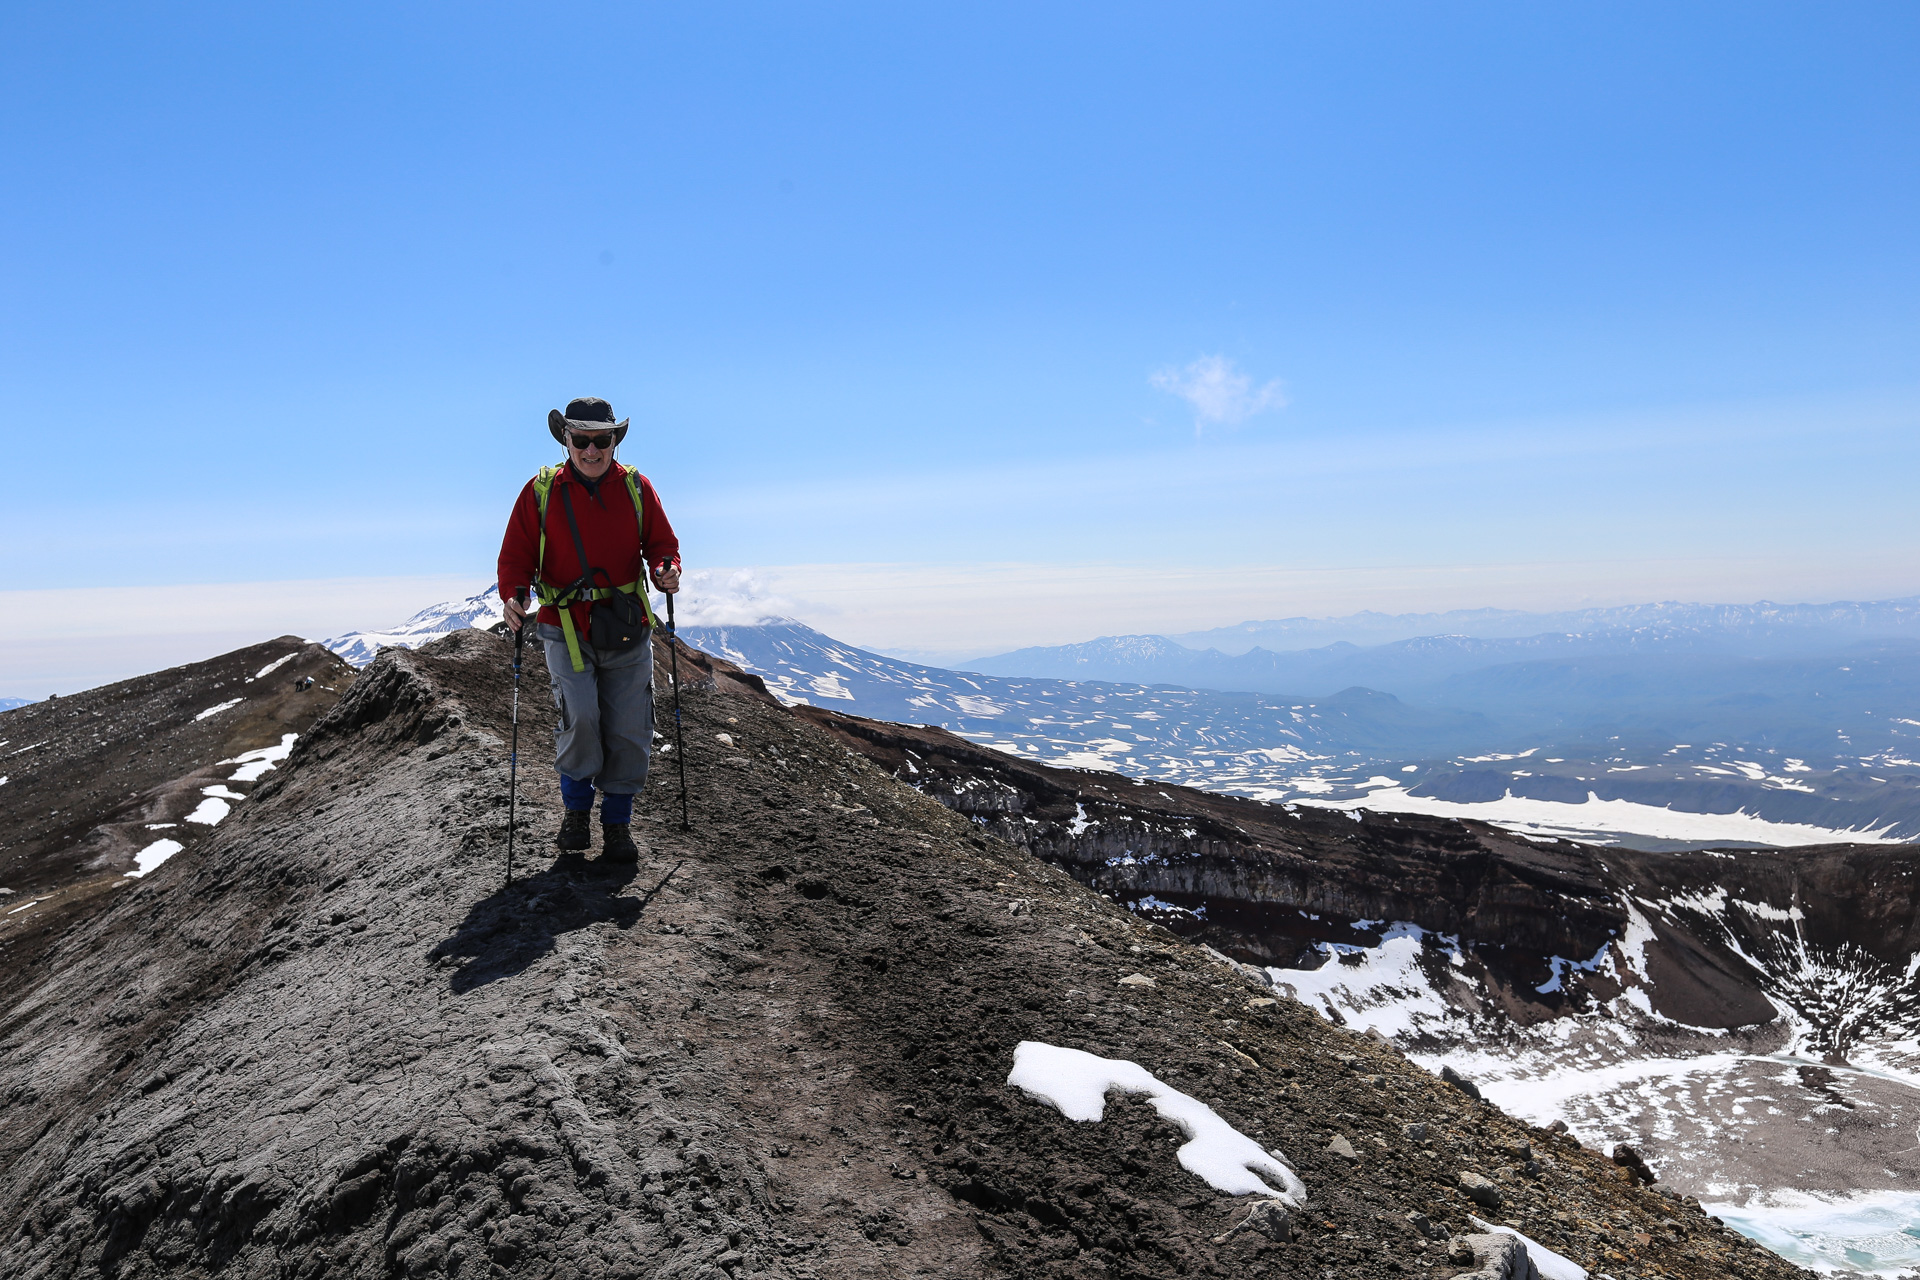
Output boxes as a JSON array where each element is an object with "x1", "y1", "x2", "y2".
[
  {"x1": 0, "y1": 637, "x2": 356, "y2": 981},
  {"x1": 0, "y1": 628, "x2": 1809, "y2": 1278}
]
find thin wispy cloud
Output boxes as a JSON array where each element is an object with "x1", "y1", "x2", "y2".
[{"x1": 1150, "y1": 355, "x2": 1287, "y2": 434}]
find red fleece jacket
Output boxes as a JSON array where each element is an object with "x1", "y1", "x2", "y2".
[{"x1": 496, "y1": 463, "x2": 681, "y2": 631}]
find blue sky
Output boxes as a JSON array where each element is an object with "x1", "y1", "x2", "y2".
[{"x1": 3, "y1": 2, "x2": 1918, "y2": 688}]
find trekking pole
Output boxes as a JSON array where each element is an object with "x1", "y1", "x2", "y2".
[
  {"x1": 506, "y1": 589, "x2": 528, "y2": 887},
  {"x1": 666, "y1": 591, "x2": 690, "y2": 830}
]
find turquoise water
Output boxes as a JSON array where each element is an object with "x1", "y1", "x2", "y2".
[{"x1": 1708, "y1": 1194, "x2": 1920, "y2": 1277}]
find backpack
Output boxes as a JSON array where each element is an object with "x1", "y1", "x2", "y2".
[{"x1": 530, "y1": 463, "x2": 658, "y2": 672}]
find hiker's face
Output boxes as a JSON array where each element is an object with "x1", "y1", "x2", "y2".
[{"x1": 567, "y1": 432, "x2": 613, "y2": 478}]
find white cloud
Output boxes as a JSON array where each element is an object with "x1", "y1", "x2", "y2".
[
  {"x1": 1149, "y1": 355, "x2": 1287, "y2": 433},
  {"x1": 659, "y1": 568, "x2": 799, "y2": 627}
]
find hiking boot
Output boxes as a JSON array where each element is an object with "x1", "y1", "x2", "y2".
[
  {"x1": 600, "y1": 823, "x2": 640, "y2": 862},
  {"x1": 557, "y1": 808, "x2": 592, "y2": 851}
]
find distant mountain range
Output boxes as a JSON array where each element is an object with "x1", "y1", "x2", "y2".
[
  {"x1": 1166, "y1": 595, "x2": 1920, "y2": 656},
  {"x1": 317, "y1": 589, "x2": 1920, "y2": 846},
  {"x1": 678, "y1": 618, "x2": 1492, "y2": 768},
  {"x1": 965, "y1": 628, "x2": 1920, "y2": 756}
]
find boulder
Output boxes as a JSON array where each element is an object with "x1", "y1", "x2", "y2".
[{"x1": 1457, "y1": 1170, "x2": 1502, "y2": 1209}]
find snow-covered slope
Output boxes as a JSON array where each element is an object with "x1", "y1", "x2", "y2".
[{"x1": 324, "y1": 587, "x2": 504, "y2": 666}]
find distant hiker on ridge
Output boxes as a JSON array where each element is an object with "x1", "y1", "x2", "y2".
[{"x1": 497, "y1": 397, "x2": 681, "y2": 862}]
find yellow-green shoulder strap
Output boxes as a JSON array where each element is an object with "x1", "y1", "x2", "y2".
[
  {"x1": 620, "y1": 466, "x2": 658, "y2": 628},
  {"x1": 529, "y1": 466, "x2": 593, "y2": 672},
  {"x1": 532, "y1": 465, "x2": 560, "y2": 577}
]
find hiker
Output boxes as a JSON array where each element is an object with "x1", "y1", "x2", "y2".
[{"x1": 497, "y1": 397, "x2": 681, "y2": 862}]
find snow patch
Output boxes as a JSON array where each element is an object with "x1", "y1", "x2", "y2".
[
  {"x1": 127, "y1": 839, "x2": 184, "y2": 878},
  {"x1": 183, "y1": 797, "x2": 231, "y2": 826},
  {"x1": 251, "y1": 653, "x2": 297, "y2": 681},
  {"x1": 1007, "y1": 1041, "x2": 1306, "y2": 1202},
  {"x1": 1265, "y1": 922, "x2": 1468, "y2": 1041},
  {"x1": 194, "y1": 698, "x2": 244, "y2": 722},
  {"x1": 219, "y1": 733, "x2": 297, "y2": 782},
  {"x1": 1536, "y1": 941, "x2": 1611, "y2": 994}
]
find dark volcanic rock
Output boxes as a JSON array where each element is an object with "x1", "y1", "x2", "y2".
[{"x1": 0, "y1": 629, "x2": 1810, "y2": 1278}]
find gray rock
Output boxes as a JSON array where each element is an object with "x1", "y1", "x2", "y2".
[
  {"x1": 1244, "y1": 1199, "x2": 1293, "y2": 1242},
  {"x1": 1328, "y1": 1134, "x2": 1358, "y2": 1159},
  {"x1": 1457, "y1": 1170, "x2": 1502, "y2": 1208},
  {"x1": 1406, "y1": 1209, "x2": 1445, "y2": 1240},
  {"x1": 1451, "y1": 1231, "x2": 1540, "y2": 1280},
  {"x1": 1404, "y1": 1122, "x2": 1429, "y2": 1141},
  {"x1": 1611, "y1": 1142, "x2": 1658, "y2": 1185},
  {"x1": 1212, "y1": 1197, "x2": 1292, "y2": 1244},
  {"x1": 1441, "y1": 1064, "x2": 1483, "y2": 1100}
]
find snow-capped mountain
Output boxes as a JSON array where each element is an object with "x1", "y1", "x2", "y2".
[{"x1": 324, "y1": 588, "x2": 504, "y2": 666}]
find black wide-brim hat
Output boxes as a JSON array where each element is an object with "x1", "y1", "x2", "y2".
[{"x1": 548, "y1": 396, "x2": 630, "y2": 446}]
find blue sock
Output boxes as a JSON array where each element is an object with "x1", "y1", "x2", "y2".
[
  {"x1": 560, "y1": 773, "x2": 596, "y2": 812},
  {"x1": 600, "y1": 792, "x2": 634, "y2": 825}
]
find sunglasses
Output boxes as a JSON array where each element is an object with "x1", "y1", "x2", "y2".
[{"x1": 568, "y1": 431, "x2": 615, "y2": 450}]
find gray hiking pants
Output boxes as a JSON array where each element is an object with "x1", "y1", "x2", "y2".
[{"x1": 538, "y1": 622, "x2": 654, "y2": 795}]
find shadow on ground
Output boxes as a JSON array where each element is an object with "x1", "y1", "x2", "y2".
[{"x1": 429, "y1": 852, "x2": 681, "y2": 992}]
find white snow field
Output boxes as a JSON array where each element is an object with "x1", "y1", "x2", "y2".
[
  {"x1": 1264, "y1": 914, "x2": 1920, "y2": 1274},
  {"x1": 1299, "y1": 783, "x2": 1904, "y2": 847}
]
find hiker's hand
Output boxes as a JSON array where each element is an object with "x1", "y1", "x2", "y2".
[
  {"x1": 654, "y1": 563, "x2": 682, "y2": 594},
  {"x1": 504, "y1": 595, "x2": 528, "y2": 631}
]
